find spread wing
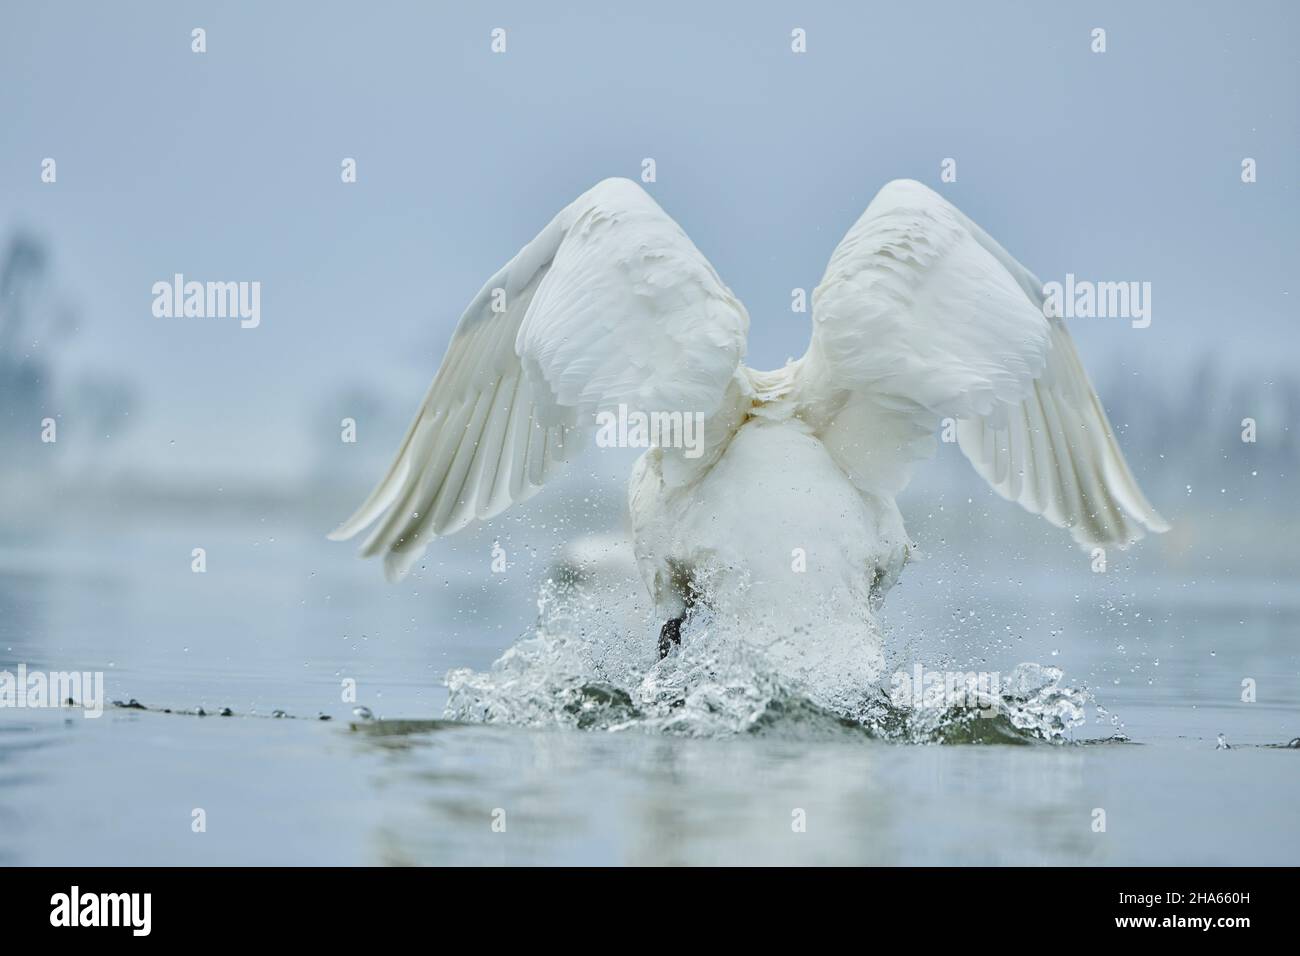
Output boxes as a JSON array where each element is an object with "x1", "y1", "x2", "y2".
[
  {"x1": 799, "y1": 178, "x2": 1167, "y2": 548},
  {"x1": 330, "y1": 178, "x2": 749, "y2": 579}
]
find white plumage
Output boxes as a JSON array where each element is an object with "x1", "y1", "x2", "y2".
[{"x1": 330, "y1": 177, "x2": 1167, "y2": 638}]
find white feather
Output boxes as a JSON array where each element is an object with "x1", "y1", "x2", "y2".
[
  {"x1": 328, "y1": 178, "x2": 749, "y2": 580},
  {"x1": 800, "y1": 179, "x2": 1167, "y2": 547},
  {"x1": 334, "y1": 176, "x2": 1166, "y2": 610}
]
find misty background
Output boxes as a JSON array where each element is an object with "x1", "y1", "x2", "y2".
[{"x1": 2, "y1": 0, "x2": 1298, "y2": 581}]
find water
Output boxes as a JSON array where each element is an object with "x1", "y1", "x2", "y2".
[{"x1": 2, "y1": 505, "x2": 1298, "y2": 865}]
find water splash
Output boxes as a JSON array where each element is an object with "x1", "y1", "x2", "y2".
[{"x1": 445, "y1": 576, "x2": 1091, "y2": 743}]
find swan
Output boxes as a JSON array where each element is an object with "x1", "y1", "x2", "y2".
[{"x1": 329, "y1": 178, "x2": 1167, "y2": 659}]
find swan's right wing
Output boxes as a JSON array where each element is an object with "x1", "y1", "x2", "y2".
[
  {"x1": 800, "y1": 179, "x2": 1166, "y2": 548},
  {"x1": 331, "y1": 178, "x2": 749, "y2": 579}
]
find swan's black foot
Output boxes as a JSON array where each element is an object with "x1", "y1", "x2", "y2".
[{"x1": 658, "y1": 616, "x2": 684, "y2": 659}]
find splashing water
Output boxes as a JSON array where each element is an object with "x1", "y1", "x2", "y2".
[{"x1": 445, "y1": 575, "x2": 1091, "y2": 743}]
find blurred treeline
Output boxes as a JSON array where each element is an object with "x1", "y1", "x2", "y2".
[{"x1": 1, "y1": 229, "x2": 1294, "y2": 569}]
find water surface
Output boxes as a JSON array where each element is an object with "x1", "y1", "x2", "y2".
[{"x1": 2, "y1": 512, "x2": 1296, "y2": 865}]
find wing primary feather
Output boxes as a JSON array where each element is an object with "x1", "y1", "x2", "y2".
[
  {"x1": 360, "y1": 397, "x2": 474, "y2": 558},
  {"x1": 804, "y1": 180, "x2": 1166, "y2": 549},
  {"x1": 329, "y1": 178, "x2": 748, "y2": 578}
]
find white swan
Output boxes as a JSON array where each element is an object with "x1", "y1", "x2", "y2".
[{"x1": 330, "y1": 178, "x2": 1167, "y2": 658}]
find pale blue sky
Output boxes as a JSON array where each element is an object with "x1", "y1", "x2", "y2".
[{"x1": 2, "y1": 0, "x2": 1296, "y2": 482}]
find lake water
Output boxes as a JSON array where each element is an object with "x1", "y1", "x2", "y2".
[{"x1": 2, "y1": 500, "x2": 1297, "y2": 866}]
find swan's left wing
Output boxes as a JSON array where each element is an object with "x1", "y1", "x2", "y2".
[
  {"x1": 329, "y1": 178, "x2": 749, "y2": 579},
  {"x1": 799, "y1": 179, "x2": 1167, "y2": 548}
]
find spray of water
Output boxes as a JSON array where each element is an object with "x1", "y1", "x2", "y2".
[{"x1": 445, "y1": 574, "x2": 1091, "y2": 743}]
